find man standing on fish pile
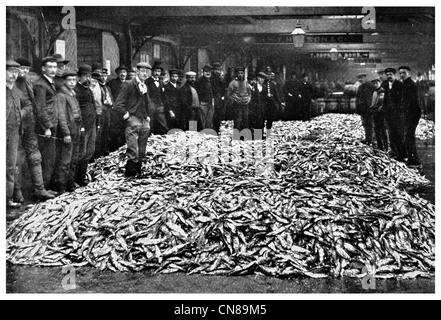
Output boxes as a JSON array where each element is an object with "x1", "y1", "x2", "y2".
[
  {"x1": 13, "y1": 58, "x2": 55, "y2": 202},
  {"x1": 195, "y1": 64, "x2": 215, "y2": 131},
  {"x1": 114, "y1": 62, "x2": 152, "y2": 178},
  {"x1": 179, "y1": 71, "x2": 200, "y2": 131},
  {"x1": 382, "y1": 68, "x2": 406, "y2": 162},
  {"x1": 227, "y1": 67, "x2": 252, "y2": 137},
  {"x1": 6, "y1": 60, "x2": 33, "y2": 208},
  {"x1": 52, "y1": 70, "x2": 83, "y2": 194},
  {"x1": 370, "y1": 78, "x2": 389, "y2": 151},
  {"x1": 399, "y1": 66, "x2": 422, "y2": 168},
  {"x1": 356, "y1": 73, "x2": 375, "y2": 145}
]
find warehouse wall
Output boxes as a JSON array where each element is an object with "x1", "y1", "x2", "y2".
[
  {"x1": 77, "y1": 27, "x2": 102, "y2": 67},
  {"x1": 102, "y1": 32, "x2": 120, "y2": 76}
]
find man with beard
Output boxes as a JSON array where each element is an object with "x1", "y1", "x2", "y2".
[
  {"x1": 13, "y1": 58, "x2": 55, "y2": 202},
  {"x1": 52, "y1": 54, "x2": 70, "y2": 91},
  {"x1": 6, "y1": 60, "x2": 33, "y2": 208},
  {"x1": 33, "y1": 56, "x2": 60, "y2": 191},
  {"x1": 226, "y1": 67, "x2": 252, "y2": 134},
  {"x1": 74, "y1": 65, "x2": 96, "y2": 186},
  {"x1": 179, "y1": 71, "x2": 200, "y2": 131},
  {"x1": 382, "y1": 67, "x2": 405, "y2": 161},
  {"x1": 399, "y1": 66, "x2": 422, "y2": 167},
  {"x1": 53, "y1": 69, "x2": 83, "y2": 194},
  {"x1": 283, "y1": 72, "x2": 301, "y2": 120},
  {"x1": 263, "y1": 71, "x2": 281, "y2": 130},
  {"x1": 211, "y1": 62, "x2": 226, "y2": 134},
  {"x1": 146, "y1": 62, "x2": 170, "y2": 135},
  {"x1": 164, "y1": 69, "x2": 182, "y2": 130},
  {"x1": 356, "y1": 73, "x2": 375, "y2": 145},
  {"x1": 195, "y1": 64, "x2": 215, "y2": 130},
  {"x1": 114, "y1": 62, "x2": 152, "y2": 177}
]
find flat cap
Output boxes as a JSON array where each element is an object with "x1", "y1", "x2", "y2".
[
  {"x1": 15, "y1": 58, "x2": 31, "y2": 67},
  {"x1": 399, "y1": 66, "x2": 411, "y2": 71},
  {"x1": 211, "y1": 62, "x2": 222, "y2": 69},
  {"x1": 52, "y1": 53, "x2": 70, "y2": 65},
  {"x1": 41, "y1": 56, "x2": 58, "y2": 65},
  {"x1": 186, "y1": 71, "x2": 197, "y2": 77},
  {"x1": 202, "y1": 64, "x2": 212, "y2": 72},
  {"x1": 61, "y1": 69, "x2": 78, "y2": 78},
  {"x1": 136, "y1": 62, "x2": 152, "y2": 70},
  {"x1": 92, "y1": 71, "x2": 102, "y2": 80},
  {"x1": 7, "y1": 60, "x2": 20, "y2": 69},
  {"x1": 384, "y1": 68, "x2": 396, "y2": 74},
  {"x1": 371, "y1": 78, "x2": 382, "y2": 83},
  {"x1": 235, "y1": 66, "x2": 245, "y2": 72},
  {"x1": 257, "y1": 72, "x2": 268, "y2": 78},
  {"x1": 169, "y1": 68, "x2": 179, "y2": 75},
  {"x1": 78, "y1": 64, "x2": 92, "y2": 75}
]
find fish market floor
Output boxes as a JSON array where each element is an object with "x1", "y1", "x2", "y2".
[{"x1": 6, "y1": 140, "x2": 435, "y2": 294}]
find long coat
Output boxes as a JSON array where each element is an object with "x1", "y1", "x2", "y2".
[{"x1": 401, "y1": 77, "x2": 421, "y2": 119}]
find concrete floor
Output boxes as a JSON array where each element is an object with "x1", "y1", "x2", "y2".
[{"x1": 6, "y1": 139, "x2": 435, "y2": 294}]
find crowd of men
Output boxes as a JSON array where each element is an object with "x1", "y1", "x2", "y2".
[
  {"x1": 356, "y1": 66, "x2": 423, "y2": 168},
  {"x1": 6, "y1": 55, "x2": 425, "y2": 208}
]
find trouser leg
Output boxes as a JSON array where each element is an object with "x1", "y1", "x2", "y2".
[
  {"x1": 404, "y1": 114, "x2": 421, "y2": 164},
  {"x1": 360, "y1": 113, "x2": 374, "y2": 144},
  {"x1": 38, "y1": 126, "x2": 57, "y2": 189},
  {"x1": 7, "y1": 129, "x2": 20, "y2": 201},
  {"x1": 76, "y1": 126, "x2": 96, "y2": 183},
  {"x1": 67, "y1": 123, "x2": 81, "y2": 189}
]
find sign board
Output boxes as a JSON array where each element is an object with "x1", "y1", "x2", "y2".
[
  {"x1": 55, "y1": 39, "x2": 66, "y2": 57},
  {"x1": 309, "y1": 52, "x2": 370, "y2": 59},
  {"x1": 305, "y1": 34, "x2": 364, "y2": 43},
  {"x1": 254, "y1": 34, "x2": 293, "y2": 44}
]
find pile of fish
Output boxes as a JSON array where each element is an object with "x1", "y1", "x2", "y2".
[{"x1": 7, "y1": 114, "x2": 435, "y2": 279}]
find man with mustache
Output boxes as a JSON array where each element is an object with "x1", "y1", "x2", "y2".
[
  {"x1": 13, "y1": 57, "x2": 56, "y2": 202},
  {"x1": 74, "y1": 64, "x2": 96, "y2": 186},
  {"x1": 146, "y1": 62, "x2": 170, "y2": 135},
  {"x1": 6, "y1": 60, "x2": 33, "y2": 208}
]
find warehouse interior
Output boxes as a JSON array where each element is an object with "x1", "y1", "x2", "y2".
[{"x1": 6, "y1": 6, "x2": 436, "y2": 295}]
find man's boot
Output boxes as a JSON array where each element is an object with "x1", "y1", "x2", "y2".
[
  {"x1": 125, "y1": 160, "x2": 136, "y2": 178},
  {"x1": 29, "y1": 162, "x2": 58, "y2": 198},
  {"x1": 13, "y1": 187, "x2": 24, "y2": 203},
  {"x1": 135, "y1": 161, "x2": 143, "y2": 177},
  {"x1": 33, "y1": 188, "x2": 56, "y2": 201}
]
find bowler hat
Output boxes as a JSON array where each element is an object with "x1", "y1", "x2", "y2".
[
  {"x1": 7, "y1": 60, "x2": 20, "y2": 69},
  {"x1": 152, "y1": 61, "x2": 164, "y2": 71},
  {"x1": 202, "y1": 64, "x2": 212, "y2": 72},
  {"x1": 92, "y1": 71, "x2": 102, "y2": 81},
  {"x1": 52, "y1": 53, "x2": 70, "y2": 65},
  {"x1": 115, "y1": 65, "x2": 129, "y2": 73},
  {"x1": 399, "y1": 66, "x2": 411, "y2": 72},
  {"x1": 15, "y1": 58, "x2": 31, "y2": 67},
  {"x1": 78, "y1": 64, "x2": 92, "y2": 75},
  {"x1": 62, "y1": 69, "x2": 78, "y2": 78}
]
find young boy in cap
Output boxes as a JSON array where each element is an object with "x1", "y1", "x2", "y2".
[
  {"x1": 399, "y1": 66, "x2": 422, "y2": 167},
  {"x1": 52, "y1": 70, "x2": 83, "y2": 193},
  {"x1": 6, "y1": 60, "x2": 33, "y2": 208},
  {"x1": 195, "y1": 64, "x2": 215, "y2": 130},
  {"x1": 114, "y1": 62, "x2": 152, "y2": 177}
]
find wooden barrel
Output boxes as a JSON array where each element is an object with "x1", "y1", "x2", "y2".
[
  {"x1": 326, "y1": 98, "x2": 338, "y2": 112},
  {"x1": 316, "y1": 98, "x2": 325, "y2": 115}
]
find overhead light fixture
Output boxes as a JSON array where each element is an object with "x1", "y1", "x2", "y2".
[
  {"x1": 330, "y1": 48, "x2": 338, "y2": 61},
  {"x1": 291, "y1": 21, "x2": 306, "y2": 48}
]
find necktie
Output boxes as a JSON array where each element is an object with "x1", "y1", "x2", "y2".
[{"x1": 51, "y1": 82, "x2": 56, "y2": 92}]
